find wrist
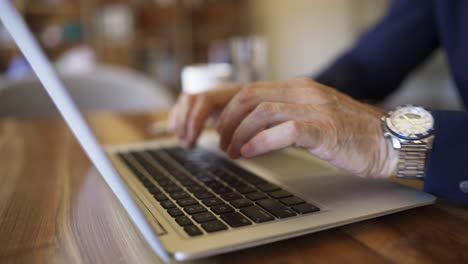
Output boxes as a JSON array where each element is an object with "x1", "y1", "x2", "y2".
[
  {"x1": 381, "y1": 136, "x2": 399, "y2": 178},
  {"x1": 357, "y1": 117, "x2": 399, "y2": 179},
  {"x1": 369, "y1": 109, "x2": 399, "y2": 179}
]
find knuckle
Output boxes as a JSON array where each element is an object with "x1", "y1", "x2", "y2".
[
  {"x1": 288, "y1": 120, "x2": 301, "y2": 138},
  {"x1": 254, "y1": 102, "x2": 276, "y2": 118},
  {"x1": 238, "y1": 83, "x2": 260, "y2": 101}
]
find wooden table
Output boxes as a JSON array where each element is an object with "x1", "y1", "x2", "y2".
[{"x1": 0, "y1": 112, "x2": 467, "y2": 264}]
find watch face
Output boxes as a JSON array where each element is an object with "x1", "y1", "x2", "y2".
[{"x1": 386, "y1": 106, "x2": 434, "y2": 140}]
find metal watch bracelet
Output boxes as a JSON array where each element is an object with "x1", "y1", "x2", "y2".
[{"x1": 396, "y1": 142, "x2": 430, "y2": 179}]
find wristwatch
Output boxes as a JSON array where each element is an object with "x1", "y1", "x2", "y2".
[{"x1": 382, "y1": 105, "x2": 435, "y2": 179}]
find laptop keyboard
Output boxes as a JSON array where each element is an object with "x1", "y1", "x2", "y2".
[{"x1": 118, "y1": 147, "x2": 320, "y2": 237}]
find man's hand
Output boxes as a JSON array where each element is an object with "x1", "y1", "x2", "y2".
[
  {"x1": 216, "y1": 78, "x2": 398, "y2": 178},
  {"x1": 168, "y1": 84, "x2": 241, "y2": 147}
]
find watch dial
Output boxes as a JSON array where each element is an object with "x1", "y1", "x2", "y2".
[{"x1": 387, "y1": 106, "x2": 434, "y2": 139}]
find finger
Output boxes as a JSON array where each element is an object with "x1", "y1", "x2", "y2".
[
  {"x1": 175, "y1": 94, "x2": 195, "y2": 140},
  {"x1": 167, "y1": 101, "x2": 180, "y2": 132},
  {"x1": 226, "y1": 102, "x2": 316, "y2": 158},
  {"x1": 185, "y1": 97, "x2": 213, "y2": 147},
  {"x1": 240, "y1": 121, "x2": 322, "y2": 158},
  {"x1": 217, "y1": 80, "x2": 323, "y2": 151},
  {"x1": 217, "y1": 84, "x2": 282, "y2": 151}
]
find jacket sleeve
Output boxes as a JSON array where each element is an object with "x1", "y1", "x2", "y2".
[
  {"x1": 315, "y1": 0, "x2": 439, "y2": 101},
  {"x1": 425, "y1": 111, "x2": 468, "y2": 204}
]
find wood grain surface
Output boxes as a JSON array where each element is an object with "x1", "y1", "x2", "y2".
[{"x1": 0, "y1": 112, "x2": 467, "y2": 264}]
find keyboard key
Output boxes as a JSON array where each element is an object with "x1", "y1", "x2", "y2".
[
  {"x1": 151, "y1": 174, "x2": 168, "y2": 182},
  {"x1": 148, "y1": 150, "x2": 168, "y2": 163},
  {"x1": 160, "y1": 200, "x2": 176, "y2": 209},
  {"x1": 210, "y1": 204, "x2": 234, "y2": 215},
  {"x1": 186, "y1": 184, "x2": 206, "y2": 193},
  {"x1": 184, "y1": 204, "x2": 207, "y2": 215},
  {"x1": 221, "y1": 212, "x2": 252, "y2": 228},
  {"x1": 226, "y1": 166, "x2": 266, "y2": 184},
  {"x1": 171, "y1": 171, "x2": 187, "y2": 179},
  {"x1": 218, "y1": 173, "x2": 237, "y2": 182},
  {"x1": 256, "y1": 199, "x2": 296, "y2": 219},
  {"x1": 192, "y1": 211, "x2": 217, "y2": 223},
  {"x1": 280, "y1": 196, "x2": 305, "y2": 206},
  {"x1": 164, "y1": 185, "x2": 182, "y2": 193},
  {"x1": 184, "y1": 225, "x2": 203, "y2": 236},
  {"x1": 212, "y1": 186, "x2": 232, "y2": 195},
  {"x1": 230, "y1": 198, "x2": 253, "y2": 208},
  {"x1": 141, "y1": 178, "x2": 152, "y2": 187},
  {"x1": 202, "y1": 197, "x2": 223, "y2": 207},
  {"x1": 176, "y1": 197, "x2": 198, "y2": 207},
  {"x1": 221, "y1": 192, "x2": 242, "y2": 201},
  {"x1": 167, "y1": 208, "x2": 184, "y2": 217},
  {"x1": 236, "y1": 186, "x2": 256, "y2": 194},
  {"x1": 291, "y1": 203, "x2": 320, "y2": 214},
  {"x1": 201, "y1": 220, "x2": 228, "y2": 233},
  {"x1": 153, "y1": 193, "x2": 168, "y2": 201},
  {"x1": 257, "y1": 183, "x2": 281, "y2": 192},
  {"x1": 147, "y1": 185, "x2": 161, "y2": 194},
  {"x1": 192, "y1": 171, "x2": 212, "y2": 179},
  {"x1": 194, "y1": 192, "x2": 214, "y2": 199},
  {"x1": 132, "y1": 153, "x2": 161, "y2": 176},
  {"x1": 170, "y1": 191, "x2": 190, "y2": 200},
  {"x1": 228, "y1": 179, "x2": 245, "y2": 187},
  {"x1": 179, "y1": 179, "x2": 196, "y2": 186},
  {"x1": 269, "y1": 190, "x2": 292, "y2": 199},
  {"x1": 240, "y1": 206, "x2": 274, "y2": 223},
  {"x1": 243, "y1": 176, "x2": 267, "y2": 185},
  {"x1": 165, "y1": 168, "x2": 181, "y2": 176},
  {"x1": 175, "y1": 216, "x2": 193, "y2": 226},
  {"x1": 205, "y1": 181, "x2": 223, "y2": 189},
  {"x1": 246, "y1": 192, "x2": 268, "y2": 201},
  {"x1": 158, "y1": 179, "x2": 176, "y2": 187},
  {"x1": 143, "y1": 181, "x2": 155, "y2": 189}
]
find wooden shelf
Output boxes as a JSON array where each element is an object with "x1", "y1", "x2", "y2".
[{"x1": 2, "y1": 0, "x2": 249, "y2": 91}]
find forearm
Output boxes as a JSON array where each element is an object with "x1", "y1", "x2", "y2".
[{"x1": 315, "y1": 0, "x2": 439, "y2": 101}]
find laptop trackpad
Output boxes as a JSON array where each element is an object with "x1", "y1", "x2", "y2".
[
  {"x1": 236, "y1": 148, "x2": 405, "y2": 207},
  {"x1": 237, "y1": 148, "x2": 344, "y2": 193}
]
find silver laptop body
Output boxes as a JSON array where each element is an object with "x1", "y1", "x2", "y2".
[{"x1": 0, "y1": 1, "x2": 435, "y2": 262}]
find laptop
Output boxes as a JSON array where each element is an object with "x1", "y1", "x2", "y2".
[{"x1": 0, "y1": 2, "x2": 436, "y2": 262}]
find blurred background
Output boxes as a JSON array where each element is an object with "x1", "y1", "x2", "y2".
[{"x1": 0, "y1": 0, "x2": 463, "y2": 118}]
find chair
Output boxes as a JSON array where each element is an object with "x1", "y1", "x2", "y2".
[{"x1": 0, "y1": 65, "x2": 175, "y2": 118}]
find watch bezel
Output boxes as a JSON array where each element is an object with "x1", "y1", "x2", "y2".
[{"x1": 385, "y1": 105, "x2": 434, "y2": 141}]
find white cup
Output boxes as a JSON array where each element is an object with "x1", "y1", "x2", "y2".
[{"x1": 181, "y1": 63, "x2": 232, "y2": 94}]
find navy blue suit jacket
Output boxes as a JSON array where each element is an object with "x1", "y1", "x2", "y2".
[{"x1": 316, "y1": 0, "x2": 468, "y2": 204}]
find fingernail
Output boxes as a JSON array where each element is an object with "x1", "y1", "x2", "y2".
[{"x1": 240, "y1": 143, "x2": 254, "y2": 157}]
